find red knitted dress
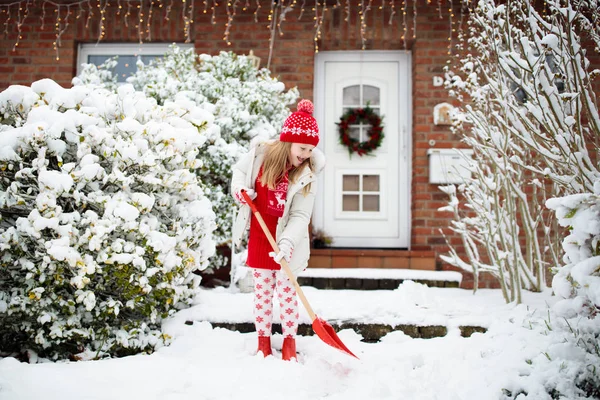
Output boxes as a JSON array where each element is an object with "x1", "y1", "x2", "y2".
[{"x1": 246, "y1": 168, "x2": 288, "y2": 271}]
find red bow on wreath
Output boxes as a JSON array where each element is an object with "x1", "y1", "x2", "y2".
[{"x1": 336, "y1": 106, "x2": 384, "y2": 157}]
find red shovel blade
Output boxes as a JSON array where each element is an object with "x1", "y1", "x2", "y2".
[{"x1": 312, "y1": 317, "x2": 359, "y2": 359}]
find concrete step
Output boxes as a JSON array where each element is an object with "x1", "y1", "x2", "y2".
[
  {"x1": 188, "y1": 320, "x2": 486, "y2": 342},
  {"x1": 297, "y1": 268, "x2": 462, "y2": 290}
]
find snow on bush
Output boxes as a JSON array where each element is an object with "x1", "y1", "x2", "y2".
[
  {"x1": 502, "y1": 189, "x2": 600, "y2": 399},
  {"x1": 0, "y1": 79, "x2": 217, "y2": 359},
  {"x1": 547, "y1": 189, "x2": 600, "y2": 319},
  {"x1": 76, "y1": 47, "x2": 299, "y2": 269}
]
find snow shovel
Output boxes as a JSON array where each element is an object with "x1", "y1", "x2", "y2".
[{"x1": 241, "y1": 190, "x2": 358, "y2": 359}]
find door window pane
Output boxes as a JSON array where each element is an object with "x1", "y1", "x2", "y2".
[
  {"x1": 343, "y1": 85, "x2": 360, "y2": 105},
  {"x1": 363, "y1": 85, "x2": 380, "y2": 105},
  {"x1": 363, "y1": 175, "x2": 380, "y2": 191},
  {"x1": 343, "y1": 175, "x2": 360, "y2": 191},
  {"x1": 340, "y1": 173, "x2": 381, "y2": 213},
  {"x1": 343, "y1": 195, "x2": 360, "y2": 211},
  {"x1": 348, "y1": 127, "x2": 361, "y2": 141},
  {"x1": 363, "y1": 195, "x2": 380, "y2": 212}
]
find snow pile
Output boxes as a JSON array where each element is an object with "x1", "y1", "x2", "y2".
[
  {"x1": 76, "y1": 46, "x2": 299, "y2": 260},
  {"x1": 0, "y1": 285, "x2": 594, "y2": 399},
  {"x1": 0, "y1": 79, "x2": 217, "y2": 359}
]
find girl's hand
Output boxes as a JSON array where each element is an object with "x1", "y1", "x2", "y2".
[
  {"x1": 235, "y1": 188, "x2": 256, "y2": 204},
  {"x1": 269, "y1": 239, "x2": 294, "y2": 264}
]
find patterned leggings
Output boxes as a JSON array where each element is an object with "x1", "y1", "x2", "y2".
[{"x1": 252, "y1": 269, "x2": 299, "y2": 338}]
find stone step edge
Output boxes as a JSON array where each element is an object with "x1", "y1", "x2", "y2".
[
  {"x1": 300, "y1": 268, "x2": 462, "y2": 281},
  {"x1": 298, "y1": 269, "x2": 462, "y2": 289},
  {"x1": 187, "y1": 320, "x2": 487, "y2": 342},
  {"x1": 297, "y1": 276, "x2": 460, "y2": 290}
]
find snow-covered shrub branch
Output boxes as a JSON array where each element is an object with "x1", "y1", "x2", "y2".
[
  {"x1": 0, "y1": 79, "x2": 217, "y2": 359},
  {"x1": 443, "y1": 0, "x2": 599, "y2": 303},
  {"x1": 76, "y1": 47, "x2": 298, "y2": 270},
  {"x1": 547, "y1": 190, "x2": 600, "y2": 319}
]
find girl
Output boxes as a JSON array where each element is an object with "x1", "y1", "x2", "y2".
[{"x1": 231, "y1": 99, "x2": 325, "y2": 361}]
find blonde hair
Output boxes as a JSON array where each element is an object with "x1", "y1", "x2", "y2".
[{"x1": 260, "y1": 141, "x2": 313, "y2": 195}]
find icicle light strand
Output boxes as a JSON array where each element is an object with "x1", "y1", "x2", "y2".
[
  {"x1": 412, "y1": 0, "x2": 416, "y2": 39},
  {"x1": 0, "y1": 0, "x2": 474, "y2": 60},
  {"x1": 447, "y1": 0, "x2": 453, "y2": 57},
  {"x1": 388, "y1": 0, "x2": 395, "y2": 25},
  {"x1": 401, "y1": 0, "x2": 406, "y2": 48}
]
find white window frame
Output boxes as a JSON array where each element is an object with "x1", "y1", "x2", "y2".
[
  {"x1": 76, "y1": 42, "x2": 194, "y2": 79},
  {"x1": 335, "y1": 168, "x2": 387, "y2": 220}
]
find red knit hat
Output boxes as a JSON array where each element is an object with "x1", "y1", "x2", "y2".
[{"x1": 279, "y1": 99, "x2": 319, "y2": 146}]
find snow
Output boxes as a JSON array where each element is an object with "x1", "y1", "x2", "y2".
[
  {"x1": 300, "y1": 267, "x2": 463, "y2": 283},
  {"x1": 0, "y1": 283, "x2": 578, "y2": 400}
]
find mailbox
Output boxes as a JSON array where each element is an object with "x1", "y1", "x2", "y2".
[{"x1": 427, "y1": 148, "x2": 474, "y2": 184}]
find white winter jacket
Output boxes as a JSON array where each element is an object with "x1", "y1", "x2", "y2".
[{"x1": 231, "y1": 140, "x2": 326, "y2": 277}]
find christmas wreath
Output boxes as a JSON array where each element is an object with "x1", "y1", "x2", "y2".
[{"x1": 336, "y1": 106, "x2": 384, "y2": 156}]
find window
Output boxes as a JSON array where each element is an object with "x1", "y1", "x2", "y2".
[
  {"x1": 76, "y1": 43, "x2": 193, "y2": 82},
  {"x1": 341, "y1": 173, "x2": 381, "y2": 212},
  {"x1": 342, "y1": 84, "x2": 381, "y2": 142}
]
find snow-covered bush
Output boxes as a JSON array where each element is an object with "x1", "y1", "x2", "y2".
[
  {"x1": 76, "y1": 47, "x2": 298, "y2": 268},
  {"x1": 501, "y1": 306, "x2": 600, "y2": 399},
  {"x1": 443, "y1": 0, "x2": 600, "y2": 303},
  {"x1": 547, "y1": 190, "x2": 600, "y2": 319},
  {"x1": 503, "y1": 189, "x2": 600, "y2": 399},
  {"x1": 71, "y1": 57, "x2": 118, "y2": 92},
  {"x1": 0, "y1": 79, "x2": 217, "y2": 359}
]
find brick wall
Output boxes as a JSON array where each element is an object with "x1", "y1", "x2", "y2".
[{"x1": 2, "y1": 2, "x2": 597, "y2": 290}]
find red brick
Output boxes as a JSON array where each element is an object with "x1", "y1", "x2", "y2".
[{"x1": 332, "y1": 256, "x2": 357, "y2": 268}]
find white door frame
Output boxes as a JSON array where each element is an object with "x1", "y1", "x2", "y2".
[{"x1": 312, "y1": 50, "x2": 412, "y2": 249}]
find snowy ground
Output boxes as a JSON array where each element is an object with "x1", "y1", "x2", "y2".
[{"x1": 0, "y1": 282, "x2": 560, "y2": 400}]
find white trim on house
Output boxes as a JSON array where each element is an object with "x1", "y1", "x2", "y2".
[{"x1": 313, "y1": 50, "x2": 413, "y2": 249}]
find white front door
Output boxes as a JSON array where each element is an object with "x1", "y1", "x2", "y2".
[{"x1": 313, "y1": 51, "x2": 411, "y2": 248}]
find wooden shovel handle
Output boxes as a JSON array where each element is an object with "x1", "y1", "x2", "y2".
[{"x1": 240, "y1": 190, "x2": 317, "y2": 321}]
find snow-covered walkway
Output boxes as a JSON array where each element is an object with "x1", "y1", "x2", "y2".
[{"x1": 0, "y1": 282, "x2": 562, "y2": 400}]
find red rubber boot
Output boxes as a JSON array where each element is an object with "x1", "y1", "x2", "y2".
[
  {"x1": 257, "y1": 336, "x2": 272, "y2": 357},
  {"x1": 281, "y1": 337, "x2": 297, "y2": 361}
]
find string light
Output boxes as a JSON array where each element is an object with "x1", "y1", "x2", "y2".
[
  {"x1": 266, "y1": 0, "x2": 276, "y2": 68},
  {"x1": 55, "y1": 3, "x2": 72, "y2": 60},
  {"x1": 97, "y1": 0, "x2": 108, "y2": 45},
  {"x1": 412, "y1": 0, "x2": 416, "y2": 40},
  {"x1": 0, "y1": 0, "x2": 465, "y2": 59},
  {"x1": 313, "y1": 0, "x2": 327, "y2": 53},
  {"x1": 183, "y1": 0, "x2": 194, "y2": 42},
  {"x1": 124, "y1": 0, "x2": 131, "y2": 27},
  {"x1": 223, "y1": 0, "x2": 239, "y2": 45},
  {"x1": 253, "y1": 0, "x2": 260, "y2": 23},
  {"x1": 447, "y1": 0, "x2": 454, "y2": 57},
  {"x1": 343, "y1": 0, "x2": 348, "y2": 23},
  {"x1": 12, "y1": 0, "x2": 30, "y2": 51},
  {"x1": 137, "y1": 0, "x2": 143, "y2": 45},
  {"x1": 359, "y1": 0, "x2": 372, "y2": 50},
  {"x1": 85, "y1": 0, "x2": 93, "y2": 30},
  {"x1": 146, "y1": 0, "x2": 154, "y2": 41},
  {"x1": 278, "y1": 0, "x2": 297, "y2": 37},
  {"x1": 400, "y1": 0, "x2": 406, "y2": 48},
  {"x1": 387, "y1": 0, "x2": 395, "y2": 25}
]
